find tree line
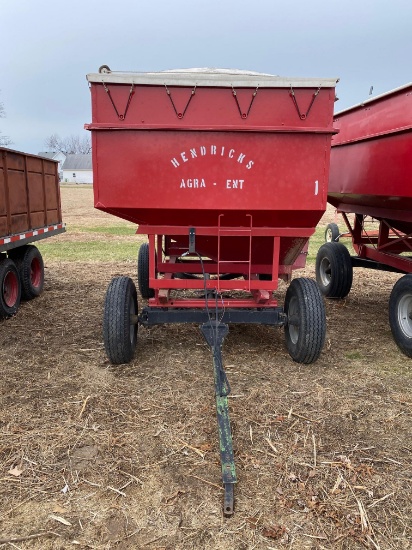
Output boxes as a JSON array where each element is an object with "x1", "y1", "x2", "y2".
[{"x1": 44, "y1": 133, "x2": 91, "y2": 155}]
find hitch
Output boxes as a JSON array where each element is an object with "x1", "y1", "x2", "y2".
[{"x1": 201, "y1": 321, "x2": 236, "y2": 517}]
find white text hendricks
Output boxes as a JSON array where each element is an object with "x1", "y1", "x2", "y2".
[{"x1": 171, "y1": 145, "x2": 255, "y2": 170}]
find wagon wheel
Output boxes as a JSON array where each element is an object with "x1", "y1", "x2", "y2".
[
  {"x1": 324, "y1": 223, "x2": 340, "y2": 242},
  {"x1": 389, "y1": 274, "x2": 412, "y2": 358},
  {"x1": 103, "y1": 276, "x2": 138, "y2": 364},
  {"x1": 0, "y1": 258, "x2": 22, "y2": 318},
  {"x1": 9, "y1": 245, "x2": 44, "y2": 300},
  {"x1": 138, "y1": 243, "x2": 155, "y2": 299},
  {"x1": 315, "y1": 242, "x2": 353, "y2": 299},
  {"x1": 284, "y1": 277, "x2": 326, "y2": 364}
]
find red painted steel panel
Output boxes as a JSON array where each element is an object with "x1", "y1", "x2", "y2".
[
  {"x1": 329, "y1": 83, "x2": 412, "y2": 223},
  {"x1": 90, "y1": 83, "x2": 335, "y2": 129},
  {"x1": 92, "y1": 130, "x2": 331, "y2": 227}
]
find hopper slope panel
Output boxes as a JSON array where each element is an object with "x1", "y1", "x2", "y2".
[
  {"x1": 329, "y1": 82, "x2": 412, "y2": 215},
  {"x1": 93, "y1": 130, "x2": 331, "y2": 227},
  {"x1": 329, "y1": 84, "x2": 412, "y2": 221}
]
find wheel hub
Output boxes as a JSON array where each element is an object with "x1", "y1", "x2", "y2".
[
  {"x1": 3, "y1": 271, "x2": 18, "y2": 307},
  {"x1": 319, "y1": 257, "x2": 332, "y2": 287},
  {"x1": 288, "y1": 296, "x2": 300, "y2": 344},
  {"x1": 30, "y1": 257, "x2": 42, "y2": 288},
  {"x1": 398, "y1": 294, "x2": 412, "y2": 338}
]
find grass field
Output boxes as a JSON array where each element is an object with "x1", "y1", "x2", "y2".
[{"x1": 39, "y1": 189, "x2": 352, "y2": 265}]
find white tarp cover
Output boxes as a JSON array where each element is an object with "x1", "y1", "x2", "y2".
[{"x1": 87, "y1": 67, "x2": 338, "y2": 89}]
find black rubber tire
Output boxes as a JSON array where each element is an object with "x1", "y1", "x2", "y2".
[
  {"x1": 9, "y1": 245, "x2": 44, "y2": 300},
  {"x1": 103, "y1": 276, "x2": 138, "y2": 364},
  {"x1": 315, "y1": 242, "x2": 353, "y2": 299},
  {"x1": 325, "y1": 223, "x2": 340, "y2": 242},
  {"x1": 284, "y1": 278, "x2": 326, "y2": 364},
  {"x1": 138, "y1": 243, "x2": 154, "y2": 299},
  {"x1": 389, "y1": 274, "x2": 412, "y2": 358},
  {"x1": 0, "y1": 258, "x2": 22, "y2": 318}
]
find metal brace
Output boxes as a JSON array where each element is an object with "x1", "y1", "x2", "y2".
[
  {"x1": 102, "y1": 80, "x2": 135, "y2": 120},
  {"x1": 289, "y1": 85, "x2": 322, "y2": 120},
  {"x1": 232, "y1": 85, "x2": 259, "y2": 119},
  {"x1": 165, "y1": 84, "x2": 196, "y2": 119}
]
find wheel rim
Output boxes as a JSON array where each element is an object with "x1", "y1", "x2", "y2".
[
  {"x1": 3, "y1": 270, "x2": 18, "y2": 307},
  {"x1": 325, "y1": 228, "x2": 333, "y2": 242},
  {"x1": 129, "y1": 295, "x2": 136, "y2": 344},
  {"x1": 319, "y1": 257, "x2": 332, "y2": 287},
  {"x1": 397, "y1": 294, "x2": 412, "y2": 338},
  {"x1": 31, "y1": 257, "x2": 42, "y2": 288},
  {"x1": 288, "y1": 295, "x2": 300, "y2": 344}
]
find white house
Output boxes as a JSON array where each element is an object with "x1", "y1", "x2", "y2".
[
  {"x1": 38, "y1": 151, "x2": 67, "y2": 181},
  {"x1": 62, "y1": 154, "x2": 93, "y2": 184}
]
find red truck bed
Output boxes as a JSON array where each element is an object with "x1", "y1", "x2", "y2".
[{"x1": 0, "y1": 147, "x2": 65, "y2": 251}]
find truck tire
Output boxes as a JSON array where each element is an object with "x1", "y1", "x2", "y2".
[
  {"x1": 389, "y1": 274, "x2": 412, "y2": 358},
  {"x1": 315, "y1": 242, "x2": 353, "y2": 299},
  {"x1": 138, "y1": 243, "x2": 154, "y2": 299},
  {"x1": 9, "y1": 245, "x2": 44, "y2": 300},
  {"x1": 103, "y1": 276, "x2": 138, "y2": 364},
  {"x1": 0, "y1": 258, "x2": 22, "y2": 318},
  {"x1": 284, "y1": 277, "x2": 326, "y2": 364},
  {"x1": 325, "y1": 223, "x2": 340, "y2": 242}
]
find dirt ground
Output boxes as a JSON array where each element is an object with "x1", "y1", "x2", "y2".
[{"x1": 0, "y1": 188, "x2": 411, "y2": 550}]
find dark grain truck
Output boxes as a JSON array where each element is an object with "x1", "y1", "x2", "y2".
[{"x1": 0, "y1": 147, "x2": 65, "y2": 317}]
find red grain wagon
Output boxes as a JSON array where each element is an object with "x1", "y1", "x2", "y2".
[
  {"x1": 0, "y1": 147, "x2": 65, "y2": 317},
  {"x1": 86, "y1": 66, "x2": 338, "y2": 514},
  {"x1": 315, "y1": 83, "x2": 412, "y2": 357}
]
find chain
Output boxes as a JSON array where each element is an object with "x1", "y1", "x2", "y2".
[
  {"x1": 165, "y1": 84, "x2": 197, "y2": 119},
  {"x1": 231, "y1": 85, "x2": 259, "y2": 119},
  {"x1": 289, "y1": 85, "x2": 322, "y2": 120},
  {"x1": 102, "y1": 81, "x2": 135, "y2": 120}
]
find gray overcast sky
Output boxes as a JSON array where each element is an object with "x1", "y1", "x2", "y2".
[{"x1": 1, "y1": 0, "x2": 411, "y2": 154}]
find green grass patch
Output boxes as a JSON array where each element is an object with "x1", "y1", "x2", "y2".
[
  {"x1": 39, "y1": 219, "x2": 354, "y2": 264},
  {"x1": 37, "y1": 240, "x2": 139, "y2": 262},
  {"x1": 345, "y1": 351, "x2": 362, "y2": 360},
  {"x1": 60, "y1": 184, "x2": 92, "y2": 189},
  {"x1": 307, "y1": 225, "x2": 354, "y2": 264},
  {"x1": 69, "y1": 224, "x2": 137, "y2": 236}
]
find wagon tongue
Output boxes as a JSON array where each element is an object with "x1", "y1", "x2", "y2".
[{"x1": 201, "y1": 321, "x2": 236, "y2": 517}]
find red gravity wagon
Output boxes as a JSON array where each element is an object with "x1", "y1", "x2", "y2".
[
  {"x1": 86, "y1": 66, "x2": 338, "y2": 514},
  {"x1": 315, "y1": 83, "x2": 412, "y2": 358}
]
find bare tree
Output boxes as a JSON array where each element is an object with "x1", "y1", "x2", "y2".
[
  {"x1": 0, "y1": 91, "x2": 12, "y2": 147},
  {"x1": 44, "y1": 133, "x2": 91, "y2": 154}
]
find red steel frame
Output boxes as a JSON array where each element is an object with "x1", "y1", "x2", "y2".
[
  {"x1": 138, "y1": 222, "x2": 312, "y2": 308},
  {"x1": 338, "y1": 211, "x2": 412, "y2": 273}
]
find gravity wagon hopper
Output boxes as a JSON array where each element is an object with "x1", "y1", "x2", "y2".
[
  {"x1": 315, "y1": 82, "x2": 412, "y2": 358},
  {"x1": 86, "y1": 66, "x2": 338, "y2": 515}
]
